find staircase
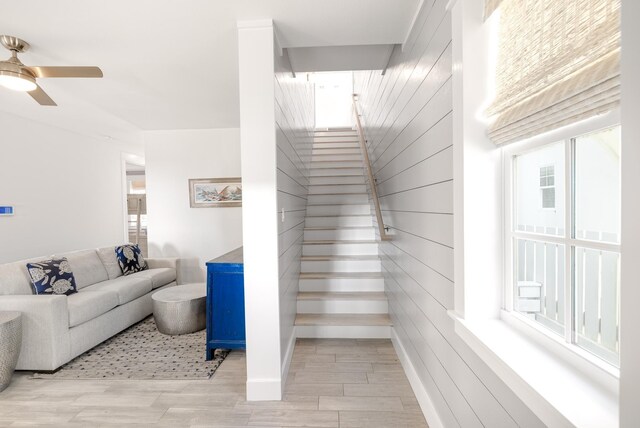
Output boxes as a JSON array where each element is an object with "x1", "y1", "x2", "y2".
[{"x1": 294, "y1": 128, "x2": 392, "y2": 338}]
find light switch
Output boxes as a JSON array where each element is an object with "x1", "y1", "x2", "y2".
[{"x1": 0, "y1": 206, "x2": 14, "y2": 216}]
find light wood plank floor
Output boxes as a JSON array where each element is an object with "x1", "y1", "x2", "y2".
[{"x1": 0, "y1": 339, "x2": 428, "y2": 427}]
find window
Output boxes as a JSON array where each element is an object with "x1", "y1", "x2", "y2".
[
  {"x1": 507, "y1": 125, "x2": 621, "y2": 367},
  {"x1": 539, "y1": 165, "x2": 555, "y2": 209}
]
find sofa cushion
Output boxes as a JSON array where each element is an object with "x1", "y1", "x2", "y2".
[
  {"x1": 0, "y1": 256, "x2": 51, "y2": 295},
  {"x1": 26, "y1": 258, "x2": 78, "y2": 296},
  {"x1": 115, "y1": 244, "x2": 147, "y2": 276},
  {"x1": 127, "y1": 268, "x2": 176, "y2": 289},
  {"x1": 68, "y1": 289, "x2": 119, "y2": 327},
  {"x1": 96, "y1": 246, "x2": 123, "y2": 280},
  {"x1": 55, "y1": 250, "x2": 109, "y2": 290},
  {"x1": 85, "y1": 275, "x2": 152, "y2": 305}
]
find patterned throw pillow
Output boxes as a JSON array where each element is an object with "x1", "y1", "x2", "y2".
[
  {"x1": 115, "y1": 244, "x2": 148, "y2": 276},
  {"x1": 26, "y1": 258, "x2": 78, "y2": 296}
]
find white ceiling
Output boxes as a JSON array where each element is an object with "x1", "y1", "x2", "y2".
[{"x1": 0, "y1": 0, "x2": 419, "y2": 144}]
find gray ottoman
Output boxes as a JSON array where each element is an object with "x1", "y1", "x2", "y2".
[
  {"x1": 0, "y1": 312, "x2": 22, "y2": 392},
  {"x1": 152, "y1": 283, "x2": 206, "y2": 335}
]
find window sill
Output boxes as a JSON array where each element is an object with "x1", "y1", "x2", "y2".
[{"x1": 448, "y1": 311, "x2": 619, "y2": 428}]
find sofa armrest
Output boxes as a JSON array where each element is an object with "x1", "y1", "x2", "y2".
[
  {"x1": 146, "y1": 258, "x2": 181, "y2": 285},
  {"x1": 0, "y1": 295, "x2": 71, "y2": 371}
]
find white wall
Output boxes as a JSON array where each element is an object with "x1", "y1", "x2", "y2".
[
  {"x1": 144, "y1": 128, "x2": 242, "y2": 284},
  {"x1": 619, "y1": 0, "x2": 640, "y2": 425},
  {"x1": 0, "y1": 111, "x2": 142, "y2": 263},
  {"x1": 275, "y1": 45, "x2": 315, "y2": 374},
  {"x1": 354, "y1": 0, "x2": 543, "y2": 426}
]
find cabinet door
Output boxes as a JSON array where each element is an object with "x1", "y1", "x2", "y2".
[{"x1": 211, "y1": 271, "x2": 245, "y2": 341}]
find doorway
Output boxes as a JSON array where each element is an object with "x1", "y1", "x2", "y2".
[{"x1": 125, "y1": 162, "x2": 148, "y2": 257}]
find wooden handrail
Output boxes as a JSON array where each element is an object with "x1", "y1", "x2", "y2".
[{"x1": 352, "y1": 94, "x2": 391, "y2": 241}]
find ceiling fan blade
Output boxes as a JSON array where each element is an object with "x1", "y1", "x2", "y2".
[
  {"x1": 28, "y1": 85, "x2": 57, "y2": 106},
  {"x1": 28, "y1": 66, "x2": 103, "y2": 78}
]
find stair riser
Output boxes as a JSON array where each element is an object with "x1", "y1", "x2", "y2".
[
  {"x1": 296, "y1": 325, "x2": 391, "y2": 339},
  {"x1": 312, "y1": 148, "x2": 361, "y2": 155},
  {"x1": 312, "y1": 142, "x2": 360, "y2": 149},
  {"x1": 303, "y1": 243, "x2": 379, "y2": 256},
  {"x1": 304, "y1": 228, "x2": 375, "y2": 240},
  {"x1": 311, "y1": 161, "x2": 362, "y2": 168},
  {"x1": 299, "y1": 278, "x2": 385, "y2": 292},
  {"x1": 314, "y1": 130, "x2": 356, "y2": 135},
  {"x1": 312, "y1": 154, "x2": 362, "y2": 162},
  {"x1": 309, "y1": 176, "x2": 365, "y2": 185},
  {"x1": 305, "y1": 216, "x2": 373, "y2": 227},
  {"x1": 314, "y1": 136, "x2": 358, "y2": 142},
  {"x1": 306, "y1": 204, "x2": 371, "y2": 216},
  {"x1": 297, "y1": 300, "x2": 388, "y2": 314},
  {"x1": 309, "y1": 168, "x2": 363, "y2": 177},
  {"x1": 301, "y1": 260, "x2": 381, "y2": 273},
  {"x1": 308, "y1": 185, "x2": 367, "y2": 194},
  {"x1": 308, "y1": 194, "x2": 369, "y2": 205}
]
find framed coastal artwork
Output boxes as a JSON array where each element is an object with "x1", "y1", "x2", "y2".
[{"x1": 189, "y1": 178, "x2": 242, "y2": 208}]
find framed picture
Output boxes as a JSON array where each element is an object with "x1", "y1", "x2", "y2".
[{"x1": 189, "y1": 178, "x2": 242, "y2": 208}]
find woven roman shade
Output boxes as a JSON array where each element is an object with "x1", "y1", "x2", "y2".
[
  {"x1": 487, "y1": 0, "x2": 621, "y2": 146},
  {"x1": 484, "y1": 0, "x2": 503, "y2": 20}
]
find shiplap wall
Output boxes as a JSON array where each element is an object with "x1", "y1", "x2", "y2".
[
  {"x1": 354, "y1": 1, "x2": 543, "y2": 426},
  {"x1": 275, "y1": 53, "x2": 314, "y2": 364}
]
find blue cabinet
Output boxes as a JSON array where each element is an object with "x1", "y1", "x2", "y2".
[{"x1": 205, "y1": 247, "x2": 245, "y2": 360}]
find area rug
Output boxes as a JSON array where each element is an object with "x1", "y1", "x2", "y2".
[{"x1": 32, "y1": 316, "x2": 228, "y2": 380}]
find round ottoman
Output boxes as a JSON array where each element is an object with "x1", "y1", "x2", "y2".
[
  {"x1": 152, "y1": 283, "x2": 206, "y2": 335},
  {"x1": 0, "y1": 311, "x2": 22, "y2": 392}
]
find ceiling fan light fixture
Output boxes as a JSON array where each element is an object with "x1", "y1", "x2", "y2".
[{"x1": 0, "y1": 69, "x2": 36, "y2": 92}]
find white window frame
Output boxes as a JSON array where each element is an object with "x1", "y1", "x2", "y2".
[{"x1": 502, "y1": 117, "x2": 621, "y2": 374}]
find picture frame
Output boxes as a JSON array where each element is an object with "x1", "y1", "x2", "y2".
[{"x1": 189, "y1": 178, "x2": 242, "y2": 208}]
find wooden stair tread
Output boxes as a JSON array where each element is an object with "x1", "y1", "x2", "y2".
[
  {"x1": 305, "y1": 203, "x2": 370, "y2": 206},
  {"x1": 298, "y1": 292, "x2": 386, "y2": 301},
  {"x1": 308, "y1": 183, "x2": 365, "y2": 187},
  {"x1": 303, "y1": 240, "x2": 378, "y2": 244},
  {"x1": 299, "y1": 272, "x2": 383, "y2": 279},
  {"x1": 304, "y1": 214, "x2": 371, "y2": 217},
  {"x1": 295, "y1": 313, "x2": 392, "y2": 326},
  {"x1": 309, "y1": 166, "x2": 364, "y2": 169},
  {"x1": 301, "y1": 255, "x2": 380, "y2": 261},
  {"x1": 308, "y1": 192, "x2": 367, "y2": 196},
  {"x1": 304, "y1": 226, "x2": 374, "y2": 230}
]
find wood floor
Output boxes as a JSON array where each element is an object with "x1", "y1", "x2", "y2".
[{"x1": 0, "y1": 339, "x2": 427, "y2": 427}]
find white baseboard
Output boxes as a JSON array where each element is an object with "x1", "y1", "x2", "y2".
[
  {"x1": 281, "y1": 329, "x2": 297, "y2": 390},
  {"x1": 391, "y1": 327, "x2": 444, "y2": 428},
  {"x1": 246, "y1": 378, "x2": 282, "y2": 401}
]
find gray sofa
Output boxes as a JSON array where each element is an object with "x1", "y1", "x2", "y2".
[{"x1": 0, "y1": 247, "x2": 179, "y2": 371}]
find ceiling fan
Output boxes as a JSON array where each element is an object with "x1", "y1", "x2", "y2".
[{"x1": 0, "y1": 35, "x2": 103, "y2": 106}]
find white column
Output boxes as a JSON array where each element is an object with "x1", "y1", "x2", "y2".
[
  {"x1": 237, "y1": 19, "x2": 283, "y2": 401},
  {"x1": 619, "y1": 1, "x2": 640, "y2": 426}
]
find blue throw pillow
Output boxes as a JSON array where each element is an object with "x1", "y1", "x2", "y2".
[
  {"x1": 26, "y1": 258, "x2": 78, "y2": 296},
  {"x1": 115, "y1": 244, "x2": 147, "y2": 276}
]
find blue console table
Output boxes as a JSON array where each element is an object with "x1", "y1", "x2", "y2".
[{"x1": 205, "y1": 247, "x2": 245, "y2": 360}]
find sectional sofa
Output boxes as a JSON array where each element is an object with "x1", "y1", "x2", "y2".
[{"x1": 0, "y1": 247, "x2": 179, "y2": 371}]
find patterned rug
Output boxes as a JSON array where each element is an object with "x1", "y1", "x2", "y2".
[{"x1": 32, "y1": 316, "x2": 228, "y2": 380}]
